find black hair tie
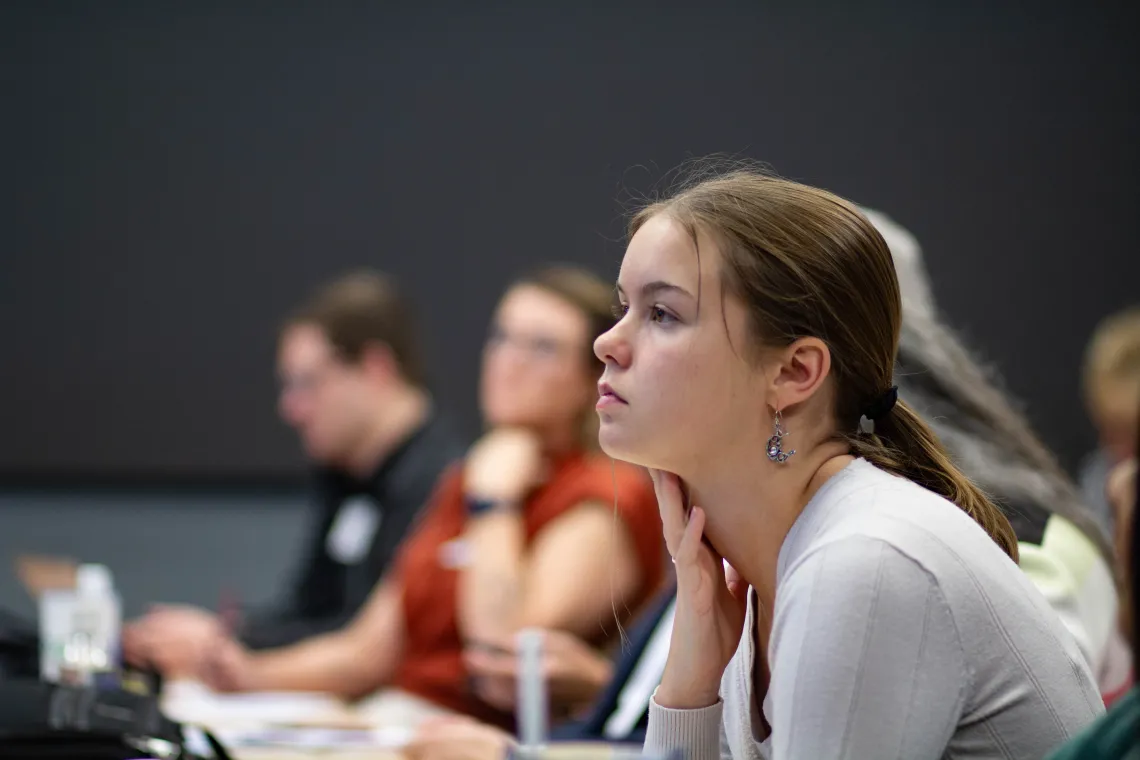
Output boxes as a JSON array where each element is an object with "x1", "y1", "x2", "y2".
[{"x1": 859, "y1": 385, "x2": 898, "y2": 435}]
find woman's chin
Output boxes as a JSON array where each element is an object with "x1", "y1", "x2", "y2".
[{"x1": 598, "y1": 424, "x2": 653, "y2": 467}]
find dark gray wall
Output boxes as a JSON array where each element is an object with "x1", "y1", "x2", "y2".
[
  {"x1": 2, "y1": 1, "x2": 1137, "y2": 481},
  {"x1": 0, "y1": 491, "x2": 307, "y2": 620}
]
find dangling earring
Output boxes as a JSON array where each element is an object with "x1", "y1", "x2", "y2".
[{"x1": 766, "y1": 410, "x2": 796, "y2": 464}]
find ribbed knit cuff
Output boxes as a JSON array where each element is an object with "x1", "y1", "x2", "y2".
[{"x1": 644, "y1": 689, "x2": 724, "y2": 760}]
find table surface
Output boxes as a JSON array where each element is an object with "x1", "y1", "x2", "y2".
[
  {"x1": 233, "y1": 750, "x2": 400, "y2": 760},
  {"x1": 162, "y1": 682, "x2": 402, "y2": 760},
  {"x1": 229, "y1": 745, "x2": 630, "y2": 760},
  {"x1": 163, "y1": 682, "x2": 636, "y2": 760}
]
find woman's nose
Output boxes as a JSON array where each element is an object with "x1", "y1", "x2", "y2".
[{"x1": 594, "y1": 324, "x2": 630, "y2": 368}]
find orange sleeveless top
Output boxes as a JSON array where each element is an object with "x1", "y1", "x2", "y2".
[{"x1": 392, "y1": 452, "x2": 663, "y2": 727}]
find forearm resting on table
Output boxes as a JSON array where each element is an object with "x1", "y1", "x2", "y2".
[
  {"x1": 250, "y1": 581, "x2": 403, "y2": 699},
  {"x1": 244, "y1": 631, "x2": 366, "y2": 697}
]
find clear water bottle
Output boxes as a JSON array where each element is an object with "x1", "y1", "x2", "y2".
[
  {"x1": 60, "y1": 564, "x2": 121, "y2": 688},
  {"x1": 39, "y1": 588, "x2": 73, "y2": 683}
]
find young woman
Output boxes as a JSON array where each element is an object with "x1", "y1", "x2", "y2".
[
  {"x1": 594, "y1": 169, "x2": 1103, "y2": 758},
  {"x1": 187, "y1": 266, "x2": 666, "y2": 728},
  {"x1": 401, "y1": 207, "x2": 1125, "y2": 760}
]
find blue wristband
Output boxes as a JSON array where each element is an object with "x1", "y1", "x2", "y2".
[{"x1": 465, "y1": 496, "x2": 514, "y2": 516}]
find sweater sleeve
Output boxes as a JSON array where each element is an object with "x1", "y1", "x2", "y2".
[
  {"x1": 644, "y1": 692, "x2": 730, "y2": 760},
  {"x1": 766, "y1": 536, "x2": 965, "y2": 759}
]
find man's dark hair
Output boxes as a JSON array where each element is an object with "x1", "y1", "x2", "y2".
[{"x1": 286, "y1": 270, "x2": 426, "y2": 386}]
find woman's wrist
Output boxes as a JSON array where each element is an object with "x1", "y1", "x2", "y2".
[
  {"x1": 464, "y1": 494, "x2": 521, "y2": 517},
  {"x1": 655, "y1": 673, "x2": 721, "y2": 710},
  {"x1": 241, "y1": 651, "x2": 267, "y2": 692}
]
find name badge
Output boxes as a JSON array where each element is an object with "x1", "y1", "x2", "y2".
[
  {"x1": 438, "y1": 538, "x2": 472, "y2": 569},
  {"x1": 326, "y1": 496, "x2": 382, "y2": 564}
]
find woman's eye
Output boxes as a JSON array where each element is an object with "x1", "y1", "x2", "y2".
[
  {"x1": 650, "y1": 306, "x2": 673, "y2": 324},
  {"x1": 612, "y1": 302, "x2": 629, "y2": 319}
]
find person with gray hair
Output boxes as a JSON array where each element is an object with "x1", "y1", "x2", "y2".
[{"x1": 863, "y1": 207, "x2": 1127, "y2": 696}]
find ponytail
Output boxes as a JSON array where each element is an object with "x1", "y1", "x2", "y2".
[
  {"x1": 634, "y1": 163, "x2": 1030, "y2": 565},
  {"x1": 845, "y1": 400, "x2": 1021, "y2": 562}
]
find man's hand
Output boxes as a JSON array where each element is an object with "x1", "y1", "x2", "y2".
[
  {"x1": 122, "y1": 605, "x2": 224, "y2": 677},
  {"x1": 199, "y1": 633, "x2": 257, "y2": 692}
]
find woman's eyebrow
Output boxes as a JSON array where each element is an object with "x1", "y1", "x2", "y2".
[{"x1": 615, "y1": 280, "x2": 694, "y2": 300}]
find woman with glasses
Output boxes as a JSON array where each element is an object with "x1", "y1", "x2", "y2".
[{"x1": 193, "y1": 265, "x2": 665, "y2": 728}]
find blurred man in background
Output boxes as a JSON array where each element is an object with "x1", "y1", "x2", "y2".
[
  {"x1": 1080, "y1": 307, "x2": 1140, "y2": 535},
  {"x1": 124, "y1": 270, "x2": 464, "y2": 673},
  {"x1": 1048, "y1": 422, "x2": 1138, "y2": 759}
]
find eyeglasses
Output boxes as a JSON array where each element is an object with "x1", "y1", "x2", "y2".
[
  {"x1": 485, "y1": 325, "x2": 577, "y2": 362},
  {"x1": 277, "y1": 358, "x2": 344, "y2": 396}
]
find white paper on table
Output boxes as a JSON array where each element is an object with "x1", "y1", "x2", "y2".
[
  {"x1": 214, "y1": 724, "x2": 413, "y2": 750},
  {"x1": 161, "y1": 680, "x2": 347, "y2": 726}
]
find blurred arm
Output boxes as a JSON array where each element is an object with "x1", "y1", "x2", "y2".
[
  {"x1": 248, "y1": 576, "x2": 405, "y2": 699},
  {"x1": 458, "y1": 501, "x2": 644, "y2": 643}
]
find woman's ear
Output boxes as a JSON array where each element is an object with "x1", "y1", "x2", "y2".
[{"x1": 766, "y1": 337, "x2": 831, "y2": 410}]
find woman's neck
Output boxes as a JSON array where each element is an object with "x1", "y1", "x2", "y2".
[{"x1": 687, "y1": 441, "x2": 854, "y2": 610}]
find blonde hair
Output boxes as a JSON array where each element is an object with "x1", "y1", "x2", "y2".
[
  {"x1": 634, "y1": 165, "x2": 1019, "y2": 560},
  {"x1": 1083, "y1": 306, "x2": 1140, "y2": 420}
]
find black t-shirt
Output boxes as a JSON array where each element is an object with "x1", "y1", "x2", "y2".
[{"x1": 239, "y1": 412, "x2": 465, "y2": 649}]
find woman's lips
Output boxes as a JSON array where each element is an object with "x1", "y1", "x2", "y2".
[{"x1": 597, "y1": 382, "x2": 627, "y2": 409}]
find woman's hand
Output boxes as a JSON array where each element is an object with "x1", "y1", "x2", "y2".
[
  {"x1": 405, "y1": 717, "x2": 513, "y2": 760},
  {"x1": 651, "y1": 469, "x2": 748, "y2": 709},
  {"x1": 464, "y1": 629, "x2": 613, "y2": 713},
  {"x1": 464, "y1": 428, "x2": 546, "y2": 504}
]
